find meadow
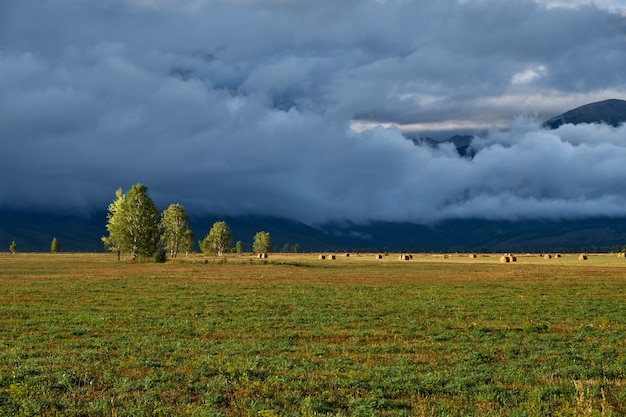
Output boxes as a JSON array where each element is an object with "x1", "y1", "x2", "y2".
[{"x1": 1, "y1": 252, "x2": 625, "y2": 416}]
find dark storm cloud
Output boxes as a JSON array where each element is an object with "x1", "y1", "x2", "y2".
[{"x1": 1, "y1": 0, "x2": 626, "y2": 223}]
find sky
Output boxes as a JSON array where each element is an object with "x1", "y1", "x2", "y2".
[{"x1": 1, "y1": 0, "x2": 626, "y2": 224}]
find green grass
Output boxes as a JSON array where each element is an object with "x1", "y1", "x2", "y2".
[{"x1": 0, "y1": 253, "x2": 625, "y2": 416}]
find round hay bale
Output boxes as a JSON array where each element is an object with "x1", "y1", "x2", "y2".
[
  {"x1": 399, "y1": 254, "x2": 410, "y2": 261},
  {"x1": 318, "y1": 255, "x2": 326, "y2": 260},
  {"x1": 579, "y1": 254, "x2": 588, "y2": 261},
  {"x1": 555, "y1": 253, "x2": 561, "y2": 258},
  {"x1": 328, "y1": 255, "x2": 336, "y2": 260},
  {"x1": 544, "y1": 254, "x2": 552, "y2": 259},
  {"x1": 617, "y1": 253, "x2": 626, "y2": 258},
  {"x1": 258, "y1": 253, "x2": 268, "y2": 259},
  {"x1": 469, "y1": 253, "x2": 477, "y2": 259},
  {"x1": 500, "y1": 256, "x2": 510, "y2": 263},
  {"x1": 345, "y1": 253, "x2": 350, "y2": 257},
  {"x1": 510, "y1": 256, "x2": 517, "y2": 262},
  {"x1": 375, "y1": 254, "x2": 383, "y2": 259}
]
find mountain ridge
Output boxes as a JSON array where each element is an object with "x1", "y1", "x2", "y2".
[
  {"x1": 2, "y1": 209, "x2": 626, "y2": 253},
  {"x1": 543, "y1": 98, "x2": 626, "y2": 129}
]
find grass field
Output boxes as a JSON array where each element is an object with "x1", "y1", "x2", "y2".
[{"x1": 1, "y1": 252, "x2": 625, "y2": 416}]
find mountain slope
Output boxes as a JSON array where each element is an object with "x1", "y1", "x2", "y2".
[
  {"x1": 543, "y1": 98, "x2": 626, "y2": 129},
  {"x1": 3, "y1": 209, "x2": 626, "y2": 253}
]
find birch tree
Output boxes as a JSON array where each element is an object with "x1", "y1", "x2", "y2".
[
  {"x1": 200, "y1": 221, "x2": 232, "y2": 256},
  {"x1": 161, "y1": 203, "x2": 194, "y2": 257},
  {"x1": 253, "y1": 231, "x2": 272, "y2": 254}
]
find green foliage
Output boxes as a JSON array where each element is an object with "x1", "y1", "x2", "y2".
[
  {"x1": 253, "y1": 231, "x2": 272, "y2": 254},
  {"x1": 50, "y1": 237, "x2": 60, "y2": 253},
  {"x1": 235, "y1": 240, "x2": 243, "y2": 255},
  {"x1": 102, "y1": 184, "x2": 162, "y2": 260},
  {"x1": 161, "y1": 203, "x2": 194, "y2": 257},
  {"x1": 200, "y1": 221, "x2": 232, "y2": 256},
  {"x1": 9, "y1": 240, "x2": 17, "y2": 254},
  {"x1": 153, "y1": 248, "x2": 167, "y2": 263}
]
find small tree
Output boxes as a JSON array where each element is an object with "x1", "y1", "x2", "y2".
[
  {"x1": 235, "y1": 240, "x2": 243, "y2": 255},
  {"x1": 253, "y1": 231, "x2": 272, "y2": 254},
  {"x1": 51, "y1": 237, "x2": 60, "y2": 253},
  {"x1": 161, "y1": 203, "x2": 194, "y2": 258},
  {"x1": 200, "y1": 221, "x2": 232, "y2": 256},
  {"x1": 292, "y1": 243, "x2": 301, "y2": 253},
  {"x1": 281, "y1": 243, "x2": 291, "y2": 253},
  {"x1": 9, "y1": 241, "x2": 17, "y2": 254}
]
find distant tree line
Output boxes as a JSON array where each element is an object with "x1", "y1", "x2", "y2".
[{"x1": 102, "y1": 184, "x2": 297, "y2": 261}]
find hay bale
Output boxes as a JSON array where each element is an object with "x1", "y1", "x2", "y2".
[
  {"x1": 579, "y1": 254, "x2": 587, "y2": 261},
  {"x1": 617, "y1": 253, "x2": 626, "y2": 258},
  {"x1": 328, "y1": 255, "x2": 336, "y2": 260},
  {"x1": 555, "y1": 253, "x2": 561, "y2": 258},
  {"x1": 500, "y1": 256, "x2": 510, "y2": 263},
  {"x1": 318, "y1": 255, "x2": 326, "y2": 260},
  {"x1": 510, "y1": 255, "x2": 517, "y2": 262},
  {"x1": 399, "y1": 254, "x2": 410, "y2": 261},
  {"x1": 345, "y1": 253, "x2": 350, "y2": 257},
  {"x1": 375, "y1": 254, "x2": 383, "y2": 259},
  {"x1": 469, "y1": 254, "x2": 477, "y2": 259},
  {"x1": 258, "y1": 253, "x2": 268, "y2": 259},
  {"x1": 544, "y1": 254, "x2": 552, "y2": 259}
]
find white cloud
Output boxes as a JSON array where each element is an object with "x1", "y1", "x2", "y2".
[{"x1": 511, "y1": 64, "x2": 548, "y2": 85}]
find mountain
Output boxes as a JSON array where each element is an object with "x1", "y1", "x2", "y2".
[
  {"x1": 0, "y1": 210, "x2": 108, "y2": 252},
  {"x1": 411, "y1": 98, "x2": 626, "y2": 156},
  {"x1": 543, "y1": 98, "x2": 626, "y2": 129},
  {"x1": 411, "y1": 134, "x2": 474, "y2": 157},
  {"x1": 444, "y1": 135, "x2": 474, "y2": 157},
  {"x1": 3, "y1": 209, "x2": 626, "y2": 253}
]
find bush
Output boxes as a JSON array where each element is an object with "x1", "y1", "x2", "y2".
[{"x1": 153, "y1": 249, "x2": 167, "y2": 263}]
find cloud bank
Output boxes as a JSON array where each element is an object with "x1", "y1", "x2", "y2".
[{"x1": 1, "y1": 0, "x2": 626, "y2": 224}]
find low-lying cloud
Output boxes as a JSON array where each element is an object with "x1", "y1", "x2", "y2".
[{"x1": 1, "y1": 0, "x2": 626, "y2": 224}]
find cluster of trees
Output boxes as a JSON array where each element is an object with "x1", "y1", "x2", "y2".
[
  {"x1": 280, "y1": 243, "x2": 301, "y2": 253},
  {"x1": 102, "y1": 184, "x2": 283, "y2": 261},
  {"x1": 102, "y1": 184, "x2": 194, "y2": 260},
  {"x1": 198, "y1": 223, "x2": 274, "y2": 255}
]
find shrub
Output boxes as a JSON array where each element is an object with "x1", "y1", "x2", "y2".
[{"x1": 153, "y1": 248, "x2": 167, "y2": 263}]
